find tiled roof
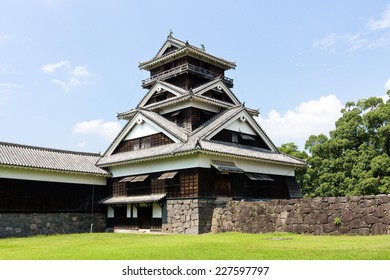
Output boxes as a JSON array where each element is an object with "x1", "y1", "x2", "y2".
[
  {"x1": 100, "y1": 193, "x2": 166, "y2": 204},
  {"x1": 139, "y1": 38, "x2": 236, "y2": 70},
  {"x1": 98, "y1": 105, "x2": 306, "y2": 168},
  {"x1": 97, "y1": 143, "x2": 183, "y2": 166},
  {"x1": 139, "y1": 109, "x2": 188, "y2": 141},
  {"x1": 0, "y1": 142, "x2": 110, "y2": 176},
  {"x1": 191, "y1": 105, "x2": 244, "y2": 139},
  {"x1": 199, "y1": 140, "x2": 305, "y2": 166}
]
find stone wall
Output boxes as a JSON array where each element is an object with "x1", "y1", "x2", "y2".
[
  {"x1": 212, "y1": 195, "x2": 390, "y2": 235},
  {"x1": 0, "y1": 212, "x2": 106, "y2": 238},
  {"x1": 162, "y1": 198, "x2": 216, "y2": 234}
]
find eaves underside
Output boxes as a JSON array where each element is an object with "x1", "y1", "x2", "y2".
[{"x1": 0, "y1": 163, "x2": 111, "y2": 177}]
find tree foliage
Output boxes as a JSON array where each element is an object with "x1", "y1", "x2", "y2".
[{"x1": 280, "y1": 91, "x2": 390, "y2": 196}]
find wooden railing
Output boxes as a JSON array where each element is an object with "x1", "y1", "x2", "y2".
[{"x1": 141, "y1": 63, "x2": 233, "y2": 88}]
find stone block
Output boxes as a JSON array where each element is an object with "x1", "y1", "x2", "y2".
[
  {"x1": 371, "y1": 223, "x2": 386, "y2": 235},
  {"x1": 349, "y1": 219, "x2": 366, "y2": 229},
  {"x1": 380, "y1": 203, "x2": 390, "y2": 212},
  {"x1": 300, "y1": 208, "x2": 312, "y2": 214},
  {"x1": 313, "y1": 225, "x2": 323, "y2": 235},
  {"x1": 359, "y1": 200, "x2": 371, "y2": 208},
  {"x1": 362, "y1": 215, "x2": 379, "y2": 225},
  {"x1": 356, "y1": 227, "x2": 370, "y2": 235},
  {"x1": 337, "y1": 196, "x2": 347, "y2": 203},
  {"x1": 379, "y1": 195, "x2": 390, "y2": 203},
  {"x1": 380, "y1": 216, "x2": 390, "y2": 224},
  {"x1": 211, "y1": 226, "x2": 219, "y2": 234},
  {"x1": 317, "y1": 213, "x2": 328, "y2": 224}
]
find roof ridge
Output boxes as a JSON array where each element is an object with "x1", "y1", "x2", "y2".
[
  {"x1": 139, "y1": 39, "x2": 236, "y2": 70},
  {"x1": 138, "y1": 109, "x2": 189, "y2": 141},
  {"x1": 190, "y1": 105, "x2": 244, "y2": 138},
  {"x1": 0, "y1": 141, "x2": 101, "y2": 157}
]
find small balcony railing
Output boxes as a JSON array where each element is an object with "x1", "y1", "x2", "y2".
[{"x1": 141, "y1": 63, "x2": 233, "y2": 88}]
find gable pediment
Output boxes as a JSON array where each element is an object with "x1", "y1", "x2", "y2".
[
  {"x1": 205, "y1": 109, "x2": 277, "y2": 152},
  {"x1": 194, "y1": 79, "x2": 241, "y2": 106},
  {"x1": 155, "y1": 37, "x2": 186, "y2": 58},
  {"x1": 103, "y1": 110, "x2": 187, "y2": 156},
  {"x1": 139, "y1": 81, "x2": 186, "y2": 108}
]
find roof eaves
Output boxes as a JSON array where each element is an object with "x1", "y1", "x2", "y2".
[
  {"x1": 0, "y1": 163, "x2": 111, "y2": 177},
  {"x1": 198, "y1": 140, "x2": 306, "y2": 167},
  {"x1": 190, "y1": 105, "x2": 244, "y2": 139},
  {"x1": 138, "y1": 109, "x2": 188, "y2": 142},
  {"x1": 139, "y1": 45, "x2": 236, "y2": 70}
]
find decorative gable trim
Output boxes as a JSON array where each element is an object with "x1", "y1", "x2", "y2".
[
  {"x1": 137, "y1": 81, "x2": 186, "y2": 108},
  {"x1": 205, "y1": 110, "x2": 278, "y2": 152},
  {"x1": 102, "y1": 110, "x2": 187, "y2": 157},
  {"x1": 139, "y1": 38, "x2": 236, "y2": 71},
  {"x1": 193, "y1": 78, "x2": 241, "y2": 106},
  {"x1": 155, "y1": 37, "x2": 186, "y2": 58}
]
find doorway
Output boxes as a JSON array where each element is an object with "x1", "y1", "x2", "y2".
[
  {"x1": 215, "y1": 174, "x2": 231, "y2": 197},
  {"x1": 138, "y1": 204, "x2": 152, "y2": 229}
]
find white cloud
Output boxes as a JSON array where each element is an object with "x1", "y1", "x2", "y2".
[
  {"x1": 72, "y1": 119, "x2": 122, "y2": 141},
  {"x1": 71, "y1": 66, "x2": 90, "y2": 77},
  {"x1": 41, "y1": 60, "x2": 70, "y2": 73},
  {"x1": 385, "y1": 77, "x2": 390, "y2": 90},
  {"x1": 256, "y1": 95, "x2": 343, "y2": 149},
  {"x1": 42, "y1": 61, "x2": 91, "y2": 92},
  {"x1": 314, "y1": 5, "x2": 390, "y2": 51},
  {"x1": 367, "y1": 5, "x2": 390, "y2": 30}
]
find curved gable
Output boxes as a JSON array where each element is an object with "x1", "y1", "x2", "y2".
[
  {"x1": 138, "y1": 81, "x2": 186, "y2": 108},
  {"x1": 194, "y1": 79, "x2": 241, "y2": 106}
]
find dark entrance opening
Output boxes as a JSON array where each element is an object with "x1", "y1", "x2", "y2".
[
  {"x1": 138, "y1": 204, "x2": 152, "y2": 229},
  {"x1": 215, "y1": 174, "x2": 231, "y2": 196},
  {"x1": 114, "y1": 205, "x2": 127, "y2": 218}
]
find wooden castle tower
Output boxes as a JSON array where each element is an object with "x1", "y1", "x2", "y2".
[{"x1": 97, "y1": 34, "x2": 305, "y2": 234}]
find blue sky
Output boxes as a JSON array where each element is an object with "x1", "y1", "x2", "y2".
[{"x1": 1, "y1": 0, "x2": 390, "y2": 153}]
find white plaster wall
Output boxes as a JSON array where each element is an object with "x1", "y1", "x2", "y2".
[
  {"x1": 124, "y1": 121, "x2": 160, "y2": 140},
  {"x1": 127, "y1": 204, "x2": 132, "y2": 218},
  {"x1": 153, "y1": 203, "x2": 162, "y2": 218},
  {"x1": 226, "y1": 119, "x2": 257, "y2": 135},
  {"x1": 132, "y1": 205, "x2": 138, "y2": 218},
  {"x1": 0, "y1": 166, "x2": 107, "y2": 185},
  {"x1": 107, "y1": 205, "x2": 114, "y2": 218},
  {"x1": 109, "y1": 152, "x2": 295, "y2": 178}
]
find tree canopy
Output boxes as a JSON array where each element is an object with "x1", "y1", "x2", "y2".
[{"x1": 280, "y1": 91, "x2": 390, "y2": 197}]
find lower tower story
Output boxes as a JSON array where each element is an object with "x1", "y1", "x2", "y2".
[{"x1": 101, "y1": 166, "x2": 301, "y2": 234}]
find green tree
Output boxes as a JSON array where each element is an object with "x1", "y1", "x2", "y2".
[
  {"x1": 278, "y1": 142, "x2": 308, "y2": 194},
  {"x1": 303, "y1": 91, "x2": 390, "y2": 196}
]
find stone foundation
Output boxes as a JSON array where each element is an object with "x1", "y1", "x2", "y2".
[
  {"x1": 0, "y1": 212, "x2": 106, "y2": 238},
  {"x1": 162, "y1": 198, "x2": 216, "y2": 234},
  {"x1": 212, "y1": 195, "x2": 390, "y2": 235}
]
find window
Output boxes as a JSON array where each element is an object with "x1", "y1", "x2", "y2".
[
  {"x1": 133, "y1": 139, "x2": 140, "y2": 150},
  {"x1": 141, "y1": 136, "x2": 151, "y2": 149},
  {"x1": 232, "y1": 132, "x2": 238, "y2": 143}
]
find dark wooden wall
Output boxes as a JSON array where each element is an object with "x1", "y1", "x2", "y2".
[
  {"x1": 0, "y1": 178, "x2": 107, "y2": 212},
  {"x1": 113, "y1": 133, "x2": 174, "y2": 154},
  {"x1": 110, "y1": 168, "x2": 291, "y2": 200},
  {"x1": 211, "y1": 129, "x2": 271, "y2": 150}
]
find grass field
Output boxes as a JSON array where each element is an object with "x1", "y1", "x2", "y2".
[{"x1": 0, "y1": 232, "x2": 389, "y2": 260}]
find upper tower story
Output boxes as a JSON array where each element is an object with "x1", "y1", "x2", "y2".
[{"x1": 139, "y1": 34, "x2": 236, "y2": 90}]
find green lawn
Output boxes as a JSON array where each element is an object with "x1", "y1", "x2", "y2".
[{"x1": 0, "y1": 232, "x2": 389, "y2": 260}]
